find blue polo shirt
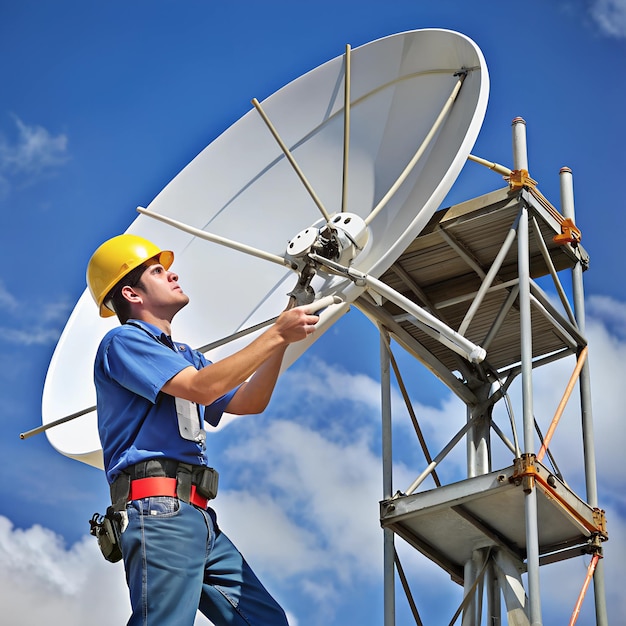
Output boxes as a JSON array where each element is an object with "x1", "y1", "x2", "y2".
[{"x1": 94, "y1": 320, "x2": 238, "y2": 483}]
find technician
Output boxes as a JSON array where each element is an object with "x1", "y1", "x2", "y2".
[{"x1": 87, "y1": 233, "x2": 319, "y2": 626}]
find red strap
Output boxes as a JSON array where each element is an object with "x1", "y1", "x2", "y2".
[
  {"x1": 129, "y1": 477, "x2": 177, "y2": 499},
  {"x1": 128, "y1": 477, "x2": 208, "y2": 509},
  {"x1": 189, "y1": 485, "x2": 208, "y2": 509}
]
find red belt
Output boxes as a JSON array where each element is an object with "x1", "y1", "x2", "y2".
[{"x1": 128, "y1": 477, "x2": 208, "y2": 509}]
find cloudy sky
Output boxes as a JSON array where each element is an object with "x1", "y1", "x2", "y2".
[{"x1": 1, "y1": 1, "x2": 625, "y2": 625}]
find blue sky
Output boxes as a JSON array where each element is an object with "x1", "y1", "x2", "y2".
[{"x1": 1, "y1": 1, "x2": 625, "y2": 624}]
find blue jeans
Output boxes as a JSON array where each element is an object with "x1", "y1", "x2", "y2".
[{"x1": 120, "y1": 497, "x2": 289, "y2": 626}]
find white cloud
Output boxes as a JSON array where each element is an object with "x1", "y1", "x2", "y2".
[
  {"x1": 220, "y1": 419, "x2": 387, "y2": 585},
  {"x1": 0, "y1": 516, "x2": 129, "y2": 626},
  {"x1": 0, "y1": 281, "x2": 18, "y2": 312},
  {"x1": 286, "y1": 360, "x2": 384, "y2": 412},
  {"x1": 0, "y1": 277, "x2": 70, "y2": 346},
  {"x1": 0, "y1": 325, "x2": 63, "y2": 346},
  {"x1": 587, "y1": 294, "x2": 626, "y2": 338},
  {"x1": 591, "y1": 0, "x2": 626, "y2": 38},
  {"x1": 0, "y1": 116, "x2": 69, "y2": 175}
]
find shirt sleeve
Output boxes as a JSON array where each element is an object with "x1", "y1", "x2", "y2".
[
  {"x1": 101, "y1": 326, "x2": 192, "y2": 403},
  {"x1": 192, "y1": 349, "x2": 240, "y2": 427}
]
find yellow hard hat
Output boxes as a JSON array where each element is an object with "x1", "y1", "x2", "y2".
[{"x1": 87, "y1": 234, "x2": 174, "y2": 317}]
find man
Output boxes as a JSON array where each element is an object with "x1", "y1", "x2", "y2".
[{"x1": 87, "y1": 233, "x2": 319, "y2": 626}]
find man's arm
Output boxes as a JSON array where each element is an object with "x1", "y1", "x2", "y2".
[
  {"x1": 224, "y1": 344, "x2": 287, "y2": 415},
  {"x1": 161, "y1": 306, "x2": 318, "y2": 408}
]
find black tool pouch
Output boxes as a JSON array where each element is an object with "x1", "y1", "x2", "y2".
[
  {"x1": 195, "y1": 466, "x2": 219, "y2": 500},
  {"x1": 89, "y1": 506, "x2": 123, "y2": 563}
]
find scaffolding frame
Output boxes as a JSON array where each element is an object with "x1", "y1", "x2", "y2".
[{"x1": 356, "y1": 119, "x2": 609, "y2": 625}]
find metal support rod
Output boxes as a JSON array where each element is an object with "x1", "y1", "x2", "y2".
[
  {"x1": 380, "y1": 330, "x2": 395, "y2": 626},
  {"x1": 518, "y1": 200, "x2": 543, "y2": 625},
  {"x1": 503, "y1": 386, "x2": 522, "y2": 458},
  {"x1": 137, "y1": 206, "x2": 289, "y2": 267},
  {"x1": 559, "y1": 169, "x2": 598, "y2": 505},
  {"x1": 365, "y1": 72, "x2": 466, "y2": 226},
  {"x1": 515, "y1": 117, "x2": 541, "y2": 625},
  {"x1": 198, "y1": 294, "x2": 342, "y2": 353},
  {"x1": 458, "y1": 213, "x2": 520, "y2": 335},
  {"x1": 310, "y1": 254, "x2": 486, "y2": 363},
  {"x1": 467, "y1": 153, "x2": 512, "y2": 177},
  {"x1": 434, "y1": 278, "x2": 519, "y2": 311},
  {"x1": 196, "y1": 316, "x2": 278, "y2": 354},
  {"x1": 490, "y1": 418, "x2": 518, "y2": 457},
  {"x1": 529, "y1": 215, "x2": 578, "y2": 327},
  {"x1": 560, "y1": 166, "x2": 608, "y2": 626},
  {"x1": 482, "y1": 284, "x2": 520, "y2": 350},
  {"x1": 452, "y1": 549, "x2": 492, "y2": 626},
  {"x1": 356, "y1": 296, "x2": 479, "y2": 405},
  {"x1": 528, "y1": 288, "x2": 580, "y2": 350},
  {"x1": 20, "y1": 405, "x2": 96, "y2": 440},
  {"x1": 437, "y1": 225, "x2": 487, "y2": 280},
  {"x1": 390, "y1": 263, "x2": 442, "y2": 320},
  {"x1": 536, "y1": 346, "x2": 588, "y2": 462},
  {"x1": 383, "y1": 529, "x2": 396, "y2": 626},
  {"x1": 384, "y1": 342, "x2": 441, "y2": 486},
  {"x1": 23, "y1": 297, "x2": 342, "y2": 440},
  {"x1": 341, "y1": 44, "x2": 351, "y2": 213},
  {"x1": 251, "y1": 97, "x2": 333, "y2": 223},
  {"x1": 22, "y1": 316, "x2": 278, "y2": 440},
  {"x1": 487, "y1": 560, "x2": 502, "y2": 626},
  {"x1": 528, "y1": 275, "x2": 583, "y2": 335},
  {"x1": 464, "y1": 381, "x2": 492, "y2": 626},
  {"x1": 394, "y1": 550, "x2": 423, "y2": 626},
  {"x1": 568, "y1": 553, "x2": 601, "y2": 626},
  {"x1": 467, "y1": 388, "x2": 492, "y2": 479},
  {"x1": 404, "y1": 419, "x2": 474, "y2": 495},
  {"x1": 497, "y1": 347, "x2": 575, "y2": 386},
  {"x1": 381, "y1": 330, "x2": 393, "y2": 499},
  {"x1": 462, "y1": 555, "x2": 478, "y2": 626}
]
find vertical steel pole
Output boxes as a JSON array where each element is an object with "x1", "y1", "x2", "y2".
[
  {"x1": 467, "y1": 388, "x2": 492, "y2": 478},
  {"x1": 512, "y1": 117, "x2": 529, "y2": 171},
  {"x1": 559, "y1": 168, "x2": 598, "y2": 504},
  {"x1": 518, "y1": 202, "x2": 542, "y2": 626},
  {"x1": 487, "y1": 560, "x2": 502, "y2": 626},
  {"x1": 466, "y1": 404, "x2": 476, "y2": 480},
  {"x1": 462, "y1": 556, "x2": 478, "y2": 626},
  {"x1": 380, "y1": 330, "x2": 395, "y2": 626},
  {"x1": 514, "y1": 117, "x2": 543, "y2": 626},
  {"x1": 465, "y1": 386, "x2": 493, "y2": 624},
  {"x1": 559, "y1": 167, "x2": 609, "y2": 626}
]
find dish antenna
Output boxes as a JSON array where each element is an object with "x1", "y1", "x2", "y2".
[{"x1": 34, "y1": 28, "x2": 489, "y2": 468}]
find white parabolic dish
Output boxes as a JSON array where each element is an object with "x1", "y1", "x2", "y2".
[{"x1": 42, "y1": 29, "x2": 489, "y2": 468}]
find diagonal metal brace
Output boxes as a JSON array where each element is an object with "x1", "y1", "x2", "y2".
[{"x1": 309, "y1": 253, "x2": 487, "y2": 364}]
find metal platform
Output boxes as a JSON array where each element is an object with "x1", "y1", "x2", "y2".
[
  {"x1": 380, "y1": 460, "x2": 607, "y2": 585},
  {"x1": 369, "y1": 185, "x2": 589, "y2": 384}
]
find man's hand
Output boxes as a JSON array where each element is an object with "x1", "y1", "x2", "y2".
[{"x1": 273, "y1": 306, "x2": 320, "y2": 343}]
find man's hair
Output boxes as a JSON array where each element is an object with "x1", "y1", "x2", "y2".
[{"x1": 104, "y1": 263, "x2": 148, "y2": 324}]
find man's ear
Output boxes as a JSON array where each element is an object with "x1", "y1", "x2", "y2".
[{"x1": 121, "y1": 285, "x2": 143, "y2": 306}]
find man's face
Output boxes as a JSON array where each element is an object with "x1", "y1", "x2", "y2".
[{"x1": 132, "y1": 261, "x2": 190, "y2": 316}]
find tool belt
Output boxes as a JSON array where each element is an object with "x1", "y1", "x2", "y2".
[{"x1": 110, "y1": 458, "x2": 219, "y2": 512}]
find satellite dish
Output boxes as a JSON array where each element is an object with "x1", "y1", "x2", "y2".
[{"x1": 41, "y1": 28, "x2": 489, "y2": 468}]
